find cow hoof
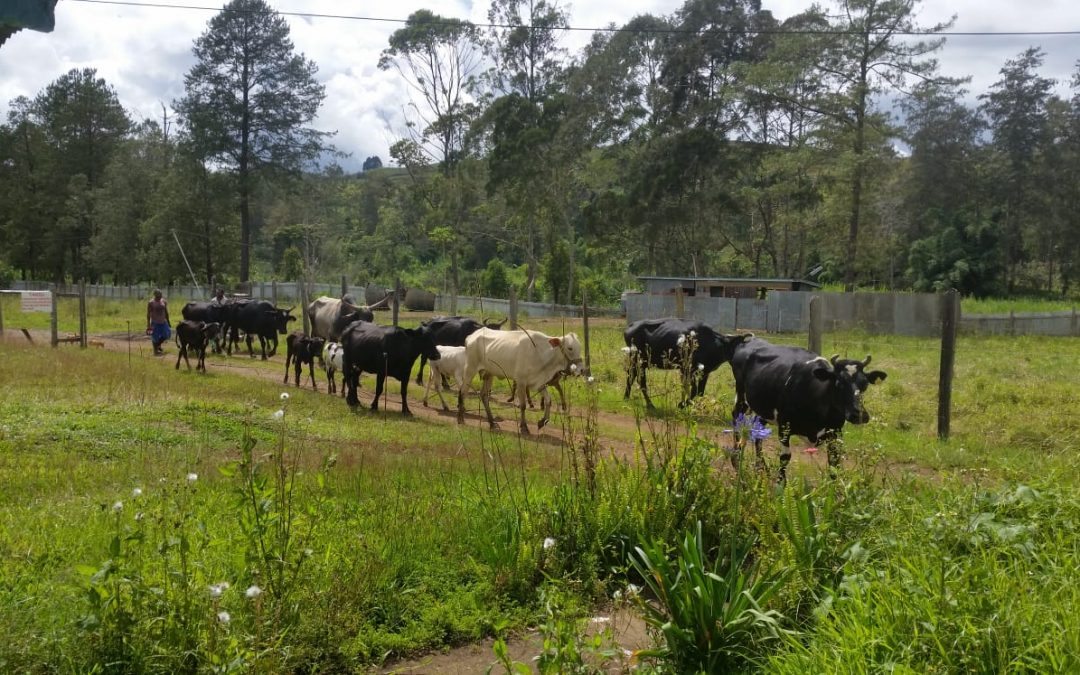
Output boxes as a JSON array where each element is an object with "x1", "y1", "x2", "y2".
[{"x1": 537, "y1": 418, "x2": 547, "y2": 430}]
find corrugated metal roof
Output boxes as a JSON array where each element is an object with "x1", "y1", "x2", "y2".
[{"x1": 637, "y1": 275, "x2": 821, "y2": 288}]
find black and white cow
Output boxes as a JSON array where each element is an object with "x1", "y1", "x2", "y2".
[
  {"x1": 341, "y1": 321, "x2": 440, "y2": 416},
  {"x1": 623, "y1": 318, "x2": 752, "y2": 409},
  {"x1": 414, "y1": 315, "x2": 507, "y2": 385},
  {"x1": 283, "y1": 331, "x2": 327, "y2": 390},
  {"x1": 174, "y1": 320, "x2": 221, "y2": 372},
  {"x1": 729, "y1": 337, "x2": 887, "y2": 480},
  {"x1": 227, "y1": 301, "x2": 296, "y2": 360},
  {"x1": 323, "y1": 341, "x2": 346, "y2": 397}
]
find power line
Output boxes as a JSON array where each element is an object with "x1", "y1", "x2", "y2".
[{"x1": 67, "y1": 0, "x2": 1080, "y2": 37}]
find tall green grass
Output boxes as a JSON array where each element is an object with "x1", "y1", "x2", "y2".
[{"x1": 2, "y1": 319, "x2": 1079, "y2": 672}]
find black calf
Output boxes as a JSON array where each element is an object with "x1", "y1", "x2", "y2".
[
  {"x1": 284, "y1": 331, "x2": 327, "y2": 390},
  {"x1": 175, "y1": 320, "x2": 221, "y2": 372}
]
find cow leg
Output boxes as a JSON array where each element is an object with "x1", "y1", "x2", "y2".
[
  {"x1": 267, "y1": 336, "x2": 278, "y2": 358},
  {"x1": 327, "y1": 367, "x2": 336, "y2": 394},
  {"x1": 777, "y1": 424, "x2": 794, "y2": 482},
  {"x1": 284, "y1": 349, "x2": 292, "y2": 383},
  {"x1": 399, "y1": 377, "x2": 412, "y2": 417},
  {"x1": 638, "y1": 366, "x2": 656, "y2": 410},
  {"x1": 823, "y1": 432, "x2": 841, "y2": 478},
  {"x1": 623, "y1": 354, "x2": 635, "y2": 400},
  {"x1": 175, "y1": 344, "x2": 185, "y2": 370},
  {"x1": 537, "y1": 388, "x2": 553, "y2": 430},
  {"x1": 435, "y1": 372, "x2": 450, "y2": 411},
  {"x1": 345, "y1": 356, "x2": 359, "y2": 407},
  {"x1": 371, "y1": 372, "x2": 384, "y2": 411},
  {"x1": 695, "y1": 372, "x2": 710, "y2": 401},
  {"x1": 308, "y1": 361, "x2": 318, "y2": 390},
  {"x1": 479, "y1": 375, "x2": 500, "y2": 430},
  {"x1": 294, "y1": 357, "x2": 303, "y2": 387},
  {"x1": 515, "y1": 381, "x2": 530, "y2": 435},
  {"x1": 197, "y1": 345, "x2": 207, "y2": 372},
  {"x1": 416, "y1": 354, "x2": 426, "y2": 386},
  {"x1": 260, "y1": 335, "x2": 269, "y2": 361},
  {"x1": 555, "y1": 380, "x2": 567, "y2": 412}
]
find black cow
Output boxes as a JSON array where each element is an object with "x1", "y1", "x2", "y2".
[
  {"x1": 415, "y1": 315, "x2": 507, "y2": 385},
  {"x1": 729, "y1": 337, "x2": 887, "y2": 480},
  {"x1": 174, "y1": 320, "x2": 221, "y2": 372},
  {"x1": 181, "y1": 301, "x2": 231, "y2": 353},
  {"x1": 227, "y1": 301, "x2": 296, "y2": 360},
  {"x1": 341, "y1": 321, "x2": 440, "y2": 416},
  {"x1": 623, "y1": 318, "x2": 752, "y2": 409},
  {"x1": 283, "y1": 331, "x2": 327, "y2": 390}
]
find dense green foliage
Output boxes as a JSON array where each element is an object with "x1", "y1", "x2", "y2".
[{"x1": 3, "y1": 0, "x2": 1080, "y2": 302}]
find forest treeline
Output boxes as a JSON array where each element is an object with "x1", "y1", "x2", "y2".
[{"x1": 2, "y1": 0, "x2": 1079, "y2": 305}]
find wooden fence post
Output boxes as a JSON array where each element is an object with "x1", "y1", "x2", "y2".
[
  {"x1": 509, "y1": 286, "x2": 519, "y2": 329},
  {"x1": 675, "y1": 287, "x2": 684, "y2": 318},
  {"x1": 0, "y1": 291, "x2": 5, "y2": 336},
  {"x1": 300, "y1": 277, "x2": 310, "y2": 336},
  {"x1": 1009, "y1": 309, "x2": 1016, "y2": 336},
  {"x1": 79, "y1": 281, "x2": 88, "y2": 349},
  {"x1": 341, "y1": 275, "x2": 348, "y2": 298},
  {"x1": 937, "y1": 288, "x2": 960, "y2": 440},
  {"x1": 808, "y1": 296, "x2": 823, "y2": 355},
  {"x1": 582, "y1": 288, "x2": 591, "y2": 376},
  {"x1": 392, "y1": 277, "x2": 401, "y2": 327},
  {"x1": 1071, "y1": 306, "x2": 1077, "y2": 337},
  {"x1": 271, "y1": 280, "x2": 278, "y2": 308},
  {"x1": 50, "y1": 285, "x2": 58, "y2": 348}
]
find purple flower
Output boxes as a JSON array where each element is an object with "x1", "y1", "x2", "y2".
[{"x1": 750, "y1": 418, "x2": 772, "y2": 441}]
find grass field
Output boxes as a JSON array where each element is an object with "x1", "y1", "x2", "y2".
[{"x1": 1, "y1": 302, "x2": 1078, "y2": 673}]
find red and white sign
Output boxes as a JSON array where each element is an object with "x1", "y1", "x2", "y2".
[{"x1": 21, "y1": 291, "x2": 52, "y2": 313}]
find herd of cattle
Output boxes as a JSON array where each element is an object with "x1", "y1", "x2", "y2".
[{"x1": 171, "y1": 296, "x2": 887, "y2": 477}]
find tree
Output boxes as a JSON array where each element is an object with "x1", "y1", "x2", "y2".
[
  {"x1": 809, "y1": 0, "x2": 954, "y2": 291},
  {"x1": 362, "y1": 155, "x2": 382, "y2": 171},
  {"x1": 979, "y1": 47, "x2": 1055, "y2": 292},
  {"x1": 379, "y1": 10, "x2": 483, "y2": 306},
  {"x1": 176, "y1": 0, "x2": 331, "y2": 282}
]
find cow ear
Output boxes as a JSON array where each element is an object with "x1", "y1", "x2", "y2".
[
  {"x1": 548, "y1": 337, "x2": 561, "y2": 348},
  {"x1": 812, "y1": 365, "x2": 835, "y2": 381},
  {"x1": 866, "y1": 370, "x2": 887, "y2": 384}
]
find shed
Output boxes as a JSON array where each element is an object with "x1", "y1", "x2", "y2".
[{"x1": 636, "y1": 275, "x2": 820, "y2": 300}]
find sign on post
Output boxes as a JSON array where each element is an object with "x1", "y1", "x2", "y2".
[{"x1": 21, "y1": 290, "x2": 52, "y2": 313}]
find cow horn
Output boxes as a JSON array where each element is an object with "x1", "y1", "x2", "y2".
[
  {"x1": 286, "y1": 306, "x2": 295, "y2": 314},
  {"x1": 862, "y1": 354, "x2": 872, "y2": 368},
  {"x1": 829, "y1": 354, "x2": 840, "y2": 368}
]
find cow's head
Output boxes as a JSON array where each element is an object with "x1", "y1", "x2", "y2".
[
  {"x1": 715, "y1": 332, "x2": 754, "y2": 363},
  {"x1": 811, "y1": 354, "x2": 887, "y2": 424},
  {"x1": 202, "y1": 322, "x2": 222, "y2": 341},
  {"x1": 549, "y1": 333, "x2": 584, "y2": 374},
  {"x1": 273, "y1": 307, "x2": 297, "y2": 334}
]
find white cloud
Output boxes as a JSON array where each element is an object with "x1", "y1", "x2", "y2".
[{"x1": 2, "y1": 0, "x2": 1078, "y2": 171}]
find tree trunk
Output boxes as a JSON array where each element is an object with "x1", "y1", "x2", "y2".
[{"x1": 845, "y1": 47, "x2": 870, "y2": 293}]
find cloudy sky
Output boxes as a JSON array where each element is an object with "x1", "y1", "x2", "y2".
[{"x1": 2, "y1": 0, "x2": 1078, "y2": 171}]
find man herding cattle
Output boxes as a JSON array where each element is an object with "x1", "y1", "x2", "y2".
[
  {"x1": 146, "y1": 289, "x2": 171, "y2": 356},
  {"x1": 728, "y1": 337, "x2": 887, "y2": 480}
]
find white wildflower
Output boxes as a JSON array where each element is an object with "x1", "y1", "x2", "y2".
[
  {"x1": 245, "y1": 585, "x2": 263, "y2": 599},
  {"x1": 186, "y1": 472, "x2": 198, "y2": 483},
  {"x1": 272, "y1": 409, "x2": 285, "y2": 420},
  {"x1": 569, "y1": 363, "x2": 579, "y2": 372},
  {"x1": 209, "y1": 582, "x2": 229, "y2": 598},
  {"x1": 280, "y1": 392, "x2": 289, "y2": 401},
  {"x1": 677, "y1": 334, "x2": 687, "y2": 346},
  {"x1": 112, "y1": 501, "x2": 123, "y2": 513},
  {"x1": 543, "y1": 537, "x2": 556, "y2": 550},
  {"x1": 689, "y1": 330, "x2": 697, "y2": 338},
  {"x1": 697, "y1": 363, "x2": 705, "y2": 371},
  {"x1": 217, "y1": 611, "x2": 230, "y2": 624},
  {"x1": 612, "y1": 589, "x2": 623, "y2": 600},
  {"x1": 590, "y1": 616, "x2": 611, "y2": 624},
  {"x1": 132, "y1": 487, "x2": 143, "y2": 498},
  {"x1": 587, "y1": 376, "x2": 595, "y2": 384},
  {"x1": 135, "y1": 512, "x2": 144, "y2": 522},
  {"x1": 626, "y1": 583, "x2": 642, "y2": 597}
]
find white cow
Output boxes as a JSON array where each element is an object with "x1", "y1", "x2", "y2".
[
  {"x1": 457, "y1": 328, "x2": 583, "y2": 434},
  {"x1": 423, "y1": 345, "x2": 469, "y2": 411}
]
